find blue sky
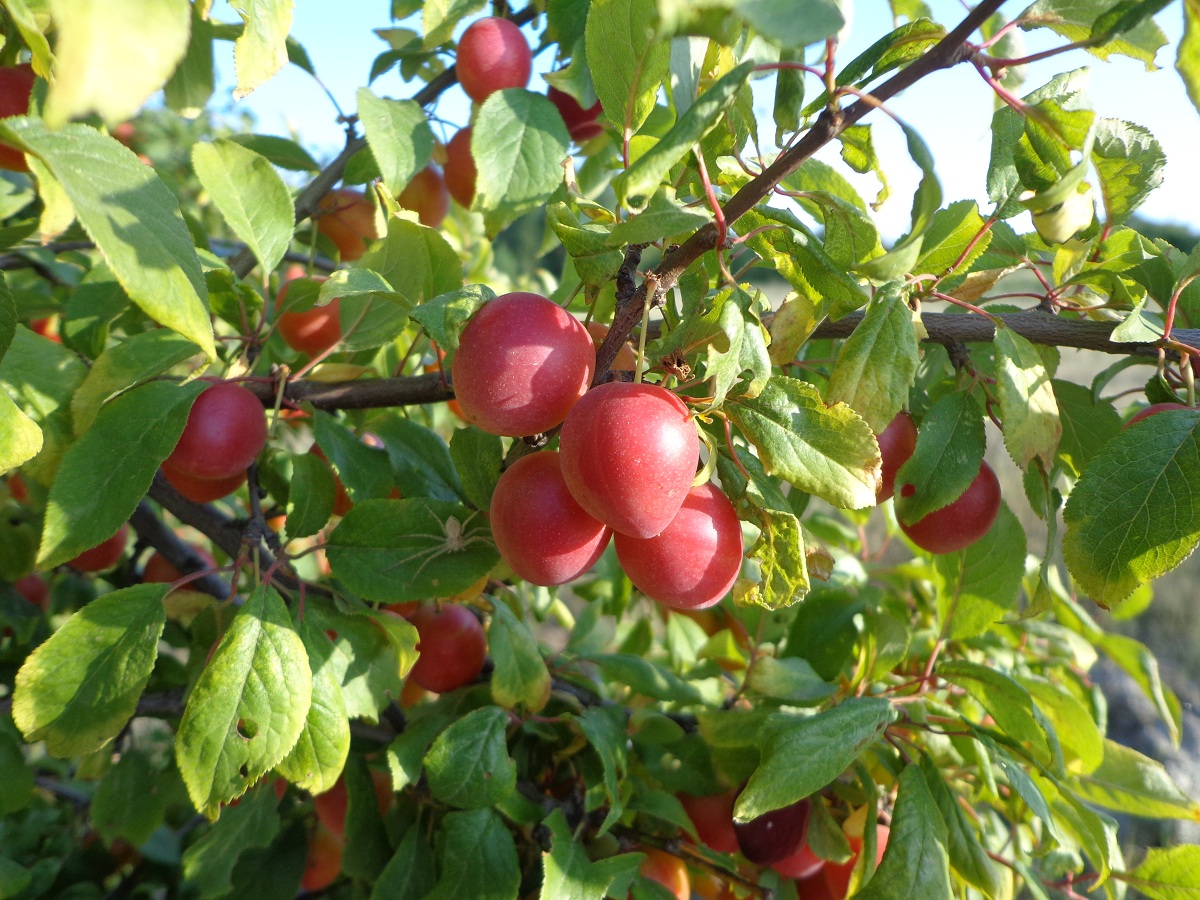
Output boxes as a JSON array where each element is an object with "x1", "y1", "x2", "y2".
[{"x1": 211, "y1": 1, "x2": 1198, "y2": 240}]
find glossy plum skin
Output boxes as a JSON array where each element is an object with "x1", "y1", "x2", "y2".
[
  {"x1": 547, "y1": 86, "x2": 604, "y2": 143},
  {"x1": 276, "y1": 277, "x2": 341, "y2": 357},
  {"x1": 876, "y1": 412, "x2": 917, "y2": 503},
  {"x1": 615, "y1": 482, "x2": 743, "y2": 609},
  {"x1": 397, "y1": 164, "x2": 450, "y2": 227},
  {"x1": 408, "y1": 604, "x2": 488, "y2": 693},
  {"x1": 162, "y1": 465, "x2": 247, "y2": 503},
  {"x1": 559, "y1": 382, "x2": 700, "y2": 538},
  {"x1": 451, "y1": 292, "x2": 595, "y2": 436},
  {"x1": 1125, "y1": 402, "x2": 1191, "y2": 427},
  {"x1": 733, "y1": 796, "x2": 811, "y2": 867},
  {"x1": 0, "y1": 65, "x2": 35, "y2": 171},
  {"x1": 899, "y1": 460, "x2": 1001, "y2": 554},
  {"x1": 165, "y1": 382, "x2": 267, "y2": 482},
  {"x1": 444, "y1": 128, "x2": 476, "y2": 208},
  {"x1": 679, "y1": 790, "x2": 740, "y2": 854},
  {"x1": 68, "y1": 525, "x2": 129, "y2": 573},
  {"x1": 316, "y1": 189, "x2": 378, "y2": 261},
  {"x1": 489, "y1": 451, "x2": 612, "y2": 586},
  {"x1": 456, "y1": 17, "x2": 532, "y2": 103}
]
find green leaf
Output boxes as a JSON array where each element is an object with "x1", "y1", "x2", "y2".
[
  {"x1": 826, "y1": 283, "x2": 919, "y2": 434},
  {"x1": 176, "y1": 584, "x2": 311, "y2": 819},
  {"x1": 606, "y1": 189, "x2": 711, "y2": 247},
  {"x1": 36, "y1": 380, "x2": 205, "y2": 569},
  {"x1": 994, "y1": 323, "x2": 1062, "y2": 470},
  {"x1": 12, "y1": 584, "x2": 168, "y2": 757},
  {"x1": 164, "y1": 6, "x2": 215, "y2": 116},
  {"x1": 230, "y1": 0, "x2": 294, "y2": 99},
  {"x1": 424, "y1": 706, "x2": 517, "y2": 809},
  {"x1": 540, "y1": 808, "x2": 642, "y2": 900},
  {"x1": 782, "y1": 587, "x2": 863, "y2": 681},
  {"x1": 801, "y1": 190, "x2": 882, "y2": 269},
  {"x1": 588, "y1": 653, "x2": 704, "y2": 703},
  {"x1": 1019, "y1": 0, "x2": 1168, "y2": 67},
  {"x1": 274, "y1": 615, "x2": 350, "y2": 795},
  {"x1": 0, "y1": 120, "x2": 215, "y2": 359},
  {"x1": 356, "y1": 89, "x2": 434, "y2": 197},
  {"x1": 70, "y1": 330, "x2": 202, "y2": 436},
  {"x1": 547, "y1": 203, "x2": 624, "y2": 288},
  {"x1": 938, "y1": 660, "x2": 1050, "y2": 761},
  {"x1": 933, "y1": 503, "x2": 1026, "y2": 640},
  {"x1": 1053, "y1": 378, "x2": 1122, "y2": 476},
  {"x1": 579, "y1": 706, "x2": 628, "y2": 834},
  {"x1": 489, "y1": 601, "x2": 552, "y2": 712},
  {"x1": 360, "y1": 216, "x2": 463, "y2": 306},
  {"x1": 341, "y1": 754, "x2": 392, "y2": 880},
  {"x1": 746, "y1": 656, "x2": 836, "y2": 705},
  {"x1": 284, "y1": 453, "x2": 335, "y2": 540},
  {"x1": 228, "y1": 134, "x2": 320, "y2": 171},
  {"x1": 731, "y1": 0, "x2": 844, "y2": 47},
  {"x1": 911, "y1": 200, "x2": 993, "y2": 278},
  {"x1": 192, "y1": 139, "x2": 294, "y2": 273},
  {"x1": 304, "y1": 597, "x2": 411, "y2": 722},
  {"x1": 326, "y1": 498, "x2": 499, "y2": 602},
  {"x1": 586, "y1": 0, "x2": 669, "y2": 135},
  {"x1": 3, "y1": 0, "x2": 54, "y2": 78},
  {"x1": 919, "y1": 756, "x2": 1005, "y2": 898},
  {"x1": 1098, "y1": 631, "x2": 1182, "y2": 744},
  {"x1": 613, "y1": 62, "x2": 753, "y2": 209},
  {"x1": 1020, "y1": 676, "x2": 1103, "y2": 774},
  {"x1": 1073, "y1": 739, "x2": 1200, "y2": 820},
  {"x1": 1123, "y1": 844, "x2": 1200, "y2": 898},
  {"x1": 90, "y1": 750, "x2": 170, "y2": 847},
  {"x1": 0, "y1": 392, "x2": 42, "y2": 474},
  {"x1": 857, "y1": 123, "x2": 942, "y2": 282},
  {"x1": 181, "y1": 785, "x2": 280, "y2": 898},
  {"x1": 370, "y1": 826, "x2": 437, "y2": 900},
  {"x1": 426, "y1": 809, "x2": 521, "y2": 900},
  {"x1": 320, "y1": 268, "x2": 412, "y2": 352},
  {"x1": 473, "y1": 89, "x2": 571, "y2": 236},
  {"x1": 449, "y1": 427, "x2": 503, "y2": 510},
  {"x1": 44, "y1": 0, "x2": 190, "y2": 127},
  {"x1": 0, "y1": 733, "x2": 33, "y2": 816},
  {"x1": 894, "y1": 392, "x2": 986, "y2": 525},
  {"x1": 735, "y1": 699, "x2": 897, "y2": 819},
  {"x1": 411, "y1": 284, "x2": 495, "y2": 352},
  {"x1": 0, "y1": 278, "x2": 14, "y2": 364},
  {"x1": 422, "y1": 0, "x2": 487, "y2": 45},
  {"x1": 1180, "y1": 0, "x2": 1200, "y2": 114},
  {"x1": 854, "y1": 766, "x2": 953, "y2": 900},
  {"x1": 313, "y1": 410, "x2": 394, "y2": 503},
  {"x1": 1063, "y1": 409, "x2": 1200, "y2": 608},
  {"x1": 370, "y1": 412, "x2": 464, "y2": 502},
  {"x1": 725, "y1": 375, "x2": 880, "y2": 510},
  {"x1": 1091, "y1": 118, "x2": 1165, "y2": 223}
]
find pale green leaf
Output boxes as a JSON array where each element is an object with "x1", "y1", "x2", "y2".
[
  {"x1": 192, "y1": 139, "x2": 294, "y2": 273},
  {"x1": 164, "y1": 6, "x2": 215, "y2": 115},
  {"x1": 231, "y1": 0, "x2": 294, "y2": 99},
  {"x1": 725, "y1": 375, "x2": 881, "y2": 510},
  {"x1": 826, "y1": 283, "x2": 919, "y2": 434},
  {"x1": 44, "y1": 0, "x2": 190, "y2": 127},
  {"x1": 994, "y1": 323, "x2": 1062, "y2": 470},
  {"x1": 37, "y1": 380, "x2": 204, "y2": 569},
  {"x1": 0, "y1": 119, "x2": 215, "y2": 359},
  {"x1": 1091, "y1": 118, "x2": 1166, "y2": 223},
  {"x1": 176, "y1": 584, "x2": 311, "y2": 819},
  {"x1": 1021, "y1": 676, "x2": 1104, "y2": 774},
  {"x1": 586, "y1": 0, "x2": 669, "y2": 135},
  {"x1": 606, "y1": 189, "x2": 711, "y2": 247},
  {"x1": 939, "y1": 660, "x2": 1050, "y2": 761},
  {"x1": 12, "y1": 584, "x2": 168, "y2": 756},
  {"x1": 1063, "y1": 409, "x2": 1200, "y2": 608},
  {"x1": 489, "y1": 601, "x2": 552, "y2": 712},
  {"x1": 0, "y1": 392, "x2": 42, "y2": 474},
  {"x1": 735, "y1": 699, "x2": 897, "y2": 819},
  {"x1": 1019, "y1": 0, "x2": 1168, "y2": 67},
  {"x1": 3, "y1": 0, "x2": 54, "y2": 77},
  {"x1": 359, "y1": 216, "x2": 463, "y2": 306},
  {"x1": 356, "y1": 90, "x2": 434, "y2": 197},
  {"x1": 410, "y1": 284, "x2": 494, "y2": 352},
  {"x1": 1124, "y1": 844, "x2": 1200, "y2": 898},
  {"x1": 1073, "y1": 739, "x2": 1200, "y2": 820},
  {"x1": 1180, "y1": 0, "x2": 1200, "y2": 114},
  {"x1": 912, "y1": 200, "x2": 993, "y2": 278}
]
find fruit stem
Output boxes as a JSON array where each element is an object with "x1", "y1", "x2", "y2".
[{"x1": 634, "y1": 286, "x2": 652, "y2": 384}]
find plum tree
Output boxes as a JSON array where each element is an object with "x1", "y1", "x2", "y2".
[
  {"x1": 635, "y1": 849, "x2": 690, "y2": 900},
  {"x1": 67, "y1": 525, "x2": 129, "y2": 573},
  {"x1": 1125, "y1": 402, "x2": 1192, "y2": 427},
  {"x1": 733, "y1": 797, "x2": 811, "y2": 867},
  {"x1": 443, "y1": 128, "x2": 476, "y2": 208},
  {"x1": 275, "y1": 276, "x2": 342, "y2": 358},
  {"x1": 397, "y1": 164, "x2": 450, "y2": 227},
  {"x1": 547, "y1": 86, "x2": 604, "y2": 143},
  {"x1": 451, "y1": 292, "x2": 595, "y2": 436},
  {"x1": 164, "y1": 382, "x2": 268, "y2": 482},
  {"x1": 559, "y1": 382, "x2": 700, "y2": 538},
  {"x1": 0, "y1": 65, "x2": 35, "y2": 171},
  {"x1": 823, "y1": 824, "x2": 889, "y2": 897},
  {"x1": 875, "y1": 412, "x2": 917, "y2": 502},
  {"x1": 679, "y1": 790, "x2": 740, "y2": 854},
  {"x1": 315, "y1": 188, "x2": 378, "y2": 260},
  {"x1": 141, "y1": 547, "x2": 217, "y2": 585}
]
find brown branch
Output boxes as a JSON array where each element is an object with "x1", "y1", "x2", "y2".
[{"x1": 128, "y1": 501, "x2": 232, "y2": 600}]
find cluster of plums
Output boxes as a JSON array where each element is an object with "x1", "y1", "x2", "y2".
[{"x1": 451, "y1": 291, "x2": 744, "y2": 610}]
